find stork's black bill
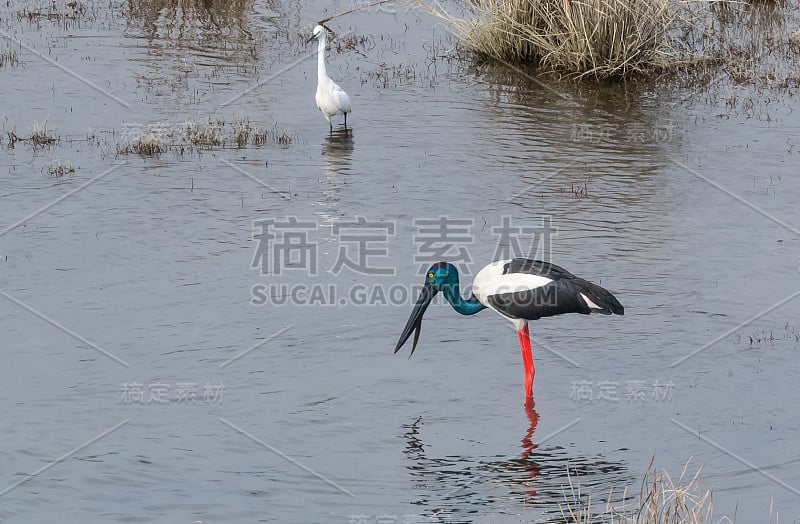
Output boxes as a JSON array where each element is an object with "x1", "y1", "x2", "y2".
[{"x1": 394, "y1": 282, "x2": 438, "y2": 357}]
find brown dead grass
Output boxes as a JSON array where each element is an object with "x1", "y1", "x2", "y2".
[{"x1": 560, "y1": 460, "x2": 734, "y2": 523}]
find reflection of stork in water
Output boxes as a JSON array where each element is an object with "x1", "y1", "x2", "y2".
[
  {"x1": 400, "y1": 401, "x2": 631, "y2": 519},
  {"x1": 401, "y1": 401, "x2": 543, "y2": 507}
]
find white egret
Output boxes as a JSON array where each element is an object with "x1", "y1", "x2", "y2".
[{"x1": 307, "y1": 24, "x2": 351, "y2": 131}]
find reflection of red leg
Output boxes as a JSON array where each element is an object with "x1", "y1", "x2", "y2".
[
  {"x1": 520, "y1": 396, "x2": 540, "y2": 499},
  {"x1": 517, "y1": 323, "x2": 535, "y2": 399},
  {"x1": 521, "y1": 397, "x2": 540, "y2": 449},
  {"x1": 524, "y1": 398, "x2": 539, "y2": 430}
]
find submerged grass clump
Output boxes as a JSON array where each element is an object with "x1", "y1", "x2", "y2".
[
  {"x1": 16, "y1": 0, "x2": 88, "y2": 23},
  {"x1": 116, "y1": 119, "x2": 295, "y2": 157},
  {"x1": 6, "y1": 122, "x2": 58, "y2": 148},
  {"x1": 31, "y1": 121, "x2": 58, "y2": 146},
  {"x1": 560, "y1": 461, "x2": 732, "y2": 523},
  {"x1": 186, "y1": 120, "x2": 224, "y2": 148},
  {"x1": 0, "y1": 48, "x2": 20, "y2": 67},
  {"x1": 234, "y1": 122, "x2": 251, "y2": 148},
  {"x1": 47, "y1": 159, "x2": 76, "y2": 177},
  {"x1": 239, "y1": 120, "x2": 295, "y2": 148},
  {"x1": 791, "y1": 28, "x2": 800, "y2": 48},
  {"x1": 237, "y1": 119, "x2": 294, "y2": 148},
  {"x1": 132, "y1": 131, "x2": 165, "y2": 156}
]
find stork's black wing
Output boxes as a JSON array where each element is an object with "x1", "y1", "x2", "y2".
[{"x1": 487, "y1": 258, "x2": 624, "y2": 320}]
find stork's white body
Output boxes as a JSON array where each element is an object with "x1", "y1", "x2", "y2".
[{"x1": 472, "y1": 258, "x2": 622, "y2": 329}]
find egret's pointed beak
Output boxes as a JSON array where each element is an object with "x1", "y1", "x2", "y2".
[
  {"x1": 306, "y1": 34, "x2": 316, "y2": 44},
  {"x1": 394, "y1": 282, "x2": 438, "y2": 357}
]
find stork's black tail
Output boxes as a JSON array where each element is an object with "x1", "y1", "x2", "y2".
[{"x1": 575, "y1": 278, "x2": 624, "y2": 315}]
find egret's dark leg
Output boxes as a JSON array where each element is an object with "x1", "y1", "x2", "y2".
[
  {"x1": 329, "y1": 121, "x2": 333, "y2": 132},
  {"x1": 344, "y1": 112, "x2": 348, "y2": 128},
  {"x1": 517, "y1": 323, "x2": 535, "y2": 399}
]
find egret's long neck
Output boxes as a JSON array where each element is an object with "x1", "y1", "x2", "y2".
[
  {"x1": 316, "y1": 36, "x2": 328, "y2": 84},
  {"x1": 442, "y1": 274, "x2": 486, "y2": 316}
]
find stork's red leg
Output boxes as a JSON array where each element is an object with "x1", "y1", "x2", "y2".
[{"x1": 517, "y1": 323, "x2": 535, "y2": 398}]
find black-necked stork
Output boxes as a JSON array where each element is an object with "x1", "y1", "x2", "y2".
[{"x1": 394, "y1": 258, "x2": 624, "y2": 399}]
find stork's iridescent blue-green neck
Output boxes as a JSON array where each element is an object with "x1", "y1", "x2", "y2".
[
  {"x1": 426, "y1": 262, "x2": 486, "y2": 316},
  {"x1": 393, "y1": 262, "x2": 487, "y2": 359}
]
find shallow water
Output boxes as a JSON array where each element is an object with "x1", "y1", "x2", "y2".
[{"x1": 1, "y1": 1, "x2": 800, "y2": 522}]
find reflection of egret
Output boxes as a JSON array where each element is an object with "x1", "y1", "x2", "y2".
[
  {"x1": 394, "y1": 260, "x2": 624, "y2": 400},
  {"x1": 322, "y1": 128, "x2": 354, "y2": 175},
  {"x1": 307, "y1": 25, "x2": 351, "y2": 131},
  {"x1": 317, "y1": 128, "x2": 355, "y2": 228}
]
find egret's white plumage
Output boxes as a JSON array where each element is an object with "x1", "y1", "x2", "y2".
[{"x1": 308, "y1": 25, "x2": 351, "y2": 130}]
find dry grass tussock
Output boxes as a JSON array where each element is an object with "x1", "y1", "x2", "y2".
[
  {"x1": 560, "y1": 460, "x2": 735, "y2": 523},
  {"x1": 436, "y1": 0, "x2": 678, "y2": 79},
  {"x1": 430, "y1": 0, "x2": 800, "y2": 81}
]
